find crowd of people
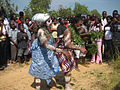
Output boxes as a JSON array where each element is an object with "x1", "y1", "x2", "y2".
[{"x1": 0, "y1": 9, "x2": 120, "y2": 89}]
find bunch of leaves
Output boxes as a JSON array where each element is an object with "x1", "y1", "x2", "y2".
[
  {"x1": 89, "y1": 30, "x2": 103, "y2": 41},
  {"x1": 88, "y1": 43, "x2": 97, "y2": 54},
  {"x1": 68, "y1": 26, "x2": 83, "y2": 46},
  {"x1": 88, "y1": 30, "x2": 103, "y2": 54}
]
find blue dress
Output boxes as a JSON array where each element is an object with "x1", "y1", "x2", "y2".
[{"x1": 29, "y1": 39, "x2": 59, "y2": 85}]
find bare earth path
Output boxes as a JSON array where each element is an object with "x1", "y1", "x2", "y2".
[{"x1": 0, "y1": 60, "x2": 113, "y2": 90}]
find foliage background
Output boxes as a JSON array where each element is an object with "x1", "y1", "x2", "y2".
[
  {"x1": 0, "y1": 0, "x2": 18, "y2": 17},
  {"x1": 23, "y1": 0, "x2": 101, "y2": 18}
]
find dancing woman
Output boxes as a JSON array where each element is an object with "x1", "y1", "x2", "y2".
[
  {"x1": 56, "y1": 18, "x2": 87, "y2": 90},
  {"x1": 29, "y1": 13, "x2": 69, "y2": 90}
]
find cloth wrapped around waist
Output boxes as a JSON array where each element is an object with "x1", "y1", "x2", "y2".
[{"x1": 0, "y1": 35, "x2": 6, "y2": 42}]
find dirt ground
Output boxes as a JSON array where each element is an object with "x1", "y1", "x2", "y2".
[{"x1": 0, "y1": 59, "x2": 112, "y2": 90}]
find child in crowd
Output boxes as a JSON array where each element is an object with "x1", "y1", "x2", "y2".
[{"x1": 17, "y1": 23, "x2": 28, "y2": 64}]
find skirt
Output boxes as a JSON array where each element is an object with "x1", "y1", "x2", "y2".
[{"x1": 29, "y1": 39, "x2": 59, "y2": 84}]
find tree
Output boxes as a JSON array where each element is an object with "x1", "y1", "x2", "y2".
[
  {"x1": 0, "y1": 0, "x2": 18, "y2": 17},
  {"x1": 90, "y1": 9, "x2": 101, "y2": 18},
  {"x1": 73, "y1": 2, "x2": 90, "y2": 15},
  {"x1": 49, "y1": 10, "x2": 59, "y2": 18},
  {"x1": 29, "y1": 0, "x2": 52, "y2": 15},
  {"x1": 23, "y1": 6, "x2": 32, "y2": 18},
  {"x1": 58, "y1": 8, "x2": 73, "y2": 18}
]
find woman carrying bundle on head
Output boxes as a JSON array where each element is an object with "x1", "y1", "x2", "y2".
[{"x1": 29, "y1": 13, "x2": 70, "y2": 90}]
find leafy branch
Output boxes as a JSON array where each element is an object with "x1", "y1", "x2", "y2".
[
  {"x1": 68, "y1": 26, "x2": 83, "y2": 46},
  {"x1": 88, "y1": 30, "x2": 103, "y2": 54}
]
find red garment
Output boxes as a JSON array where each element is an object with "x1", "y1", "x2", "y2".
[
  {"x1": 65, "y1": 24, "x2": 70, "y2": 28},
  {"x1": 48, "y1": 26, "x2": 51, "y2": 32},
  {"x1": 16, "y1": 18, "x2": 21, "y2": 24},
  {"x1": 91, "y1": 21, "x2": 95, "y2": 24}
]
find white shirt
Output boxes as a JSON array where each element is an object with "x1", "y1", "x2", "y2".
[
  {"x1": 52, "y1": 24, "x2": 59, "y2": 29},
  {"x1": 104, "y1": 26, "x2": 112, "y2": 40},
  {"x1": 101, "y1": 18, "x2": 107, "y2": 28}
]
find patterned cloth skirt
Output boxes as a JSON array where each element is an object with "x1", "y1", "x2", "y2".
[
  {"x1": 29, "y1": 39, "x2": 59, "y2": 85},
  {"x1": 56, "y1": 39, "x2": 75, "y2": 73}
]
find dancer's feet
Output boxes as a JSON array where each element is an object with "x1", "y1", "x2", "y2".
[{"x1": 35, "y1": 78, "x2": 41, "y2": 90}]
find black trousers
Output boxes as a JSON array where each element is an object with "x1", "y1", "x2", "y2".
[{"x1": 0, "y1": 41, "x2": 7, "y2": 67}]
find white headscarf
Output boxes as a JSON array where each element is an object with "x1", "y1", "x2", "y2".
[{"x1": 32, "y1": 13, "x2": 50, "y2": 25}]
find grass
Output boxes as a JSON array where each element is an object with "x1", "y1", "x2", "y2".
[
  {"x1": 72, "y1": 78, "x2": 77, "y2": 82},
  {"x1": 109, "y1": 58, "x2": 120, "y2": 90},
  {"x1": 81, "y1": 88, "x2": 86, "y2": 90}
]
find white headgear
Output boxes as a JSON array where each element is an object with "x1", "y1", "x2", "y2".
[{"x1": 32, "y1": 13, "x2": 50, "y2": 25}]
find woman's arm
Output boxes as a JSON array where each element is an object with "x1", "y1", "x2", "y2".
[
  {"x1": 37, "y1": 29, "x2": 62, "y2": 53},
  {"x1": 64, "y1": 30, "x2": 87, "y2": 54}
]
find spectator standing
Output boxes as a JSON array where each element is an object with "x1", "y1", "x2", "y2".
[
  {"x1": 104, "y1": 16, "x2": 113, "y2": 59},
  {"x1": 9, "y1": 21, "x2": 19, "y2": 63},
  {"x1": 0, "y1": 17, "x2": 7, "y2": 70},
  {"x1": 101, "y1": 11, "x2": 108, "y2": 28},
  {"x1": 111, "y1": 15, "x2": 120, "y2": 59},
  {"x1": 17, "y1": 23, "x2": 28, "y2": 64},
  {"x1": 90, "y1": 18, "x2": 103, "y2": 64},
  {"x1": 51, "y1": 18, "x2": 59, "y2": 39}
]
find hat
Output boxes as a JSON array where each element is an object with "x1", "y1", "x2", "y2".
[{"x1": 32, "y1": 13, "x2": 50, "y2": 25}]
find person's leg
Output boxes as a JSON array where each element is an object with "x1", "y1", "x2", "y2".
[
  {"x1": 35, "y1": 78, "x2": 41, "y2": 90},
  {"x1": 65, "y1": 72, "x2": 72, "y2": 90},
  {"x1": 75, "y1": 58, "x2": 80, "y2": 71},
  {"x1": 104, "y1": 40, "x2": 107, "y2": 59},
  {"x1": 0, "y1": 42, "x2": 5, "y2": 70},
  {"x1": 4, "y1": 40, "x2": 8, "y2": 67},
  {"x1": 24, "y1": 48, "x2": 28, "y2": 64},
  {"x1": 11, "y1": 45, "x2": 17, "y2": 63},
  {"x1": 18, "y1": 56, "x2": 21, "y2": 64},
  {"x1": 91, "y1": 54, "x2": 95, "y2": 63},
  {"x1": 24, "y1": 55, "x2": 27, "y2": 64},
  {"x1": 81, "y1": 56, "x2": 85, "y2": 64},
  {"x1": 80, "y1": 52, "x2": 86, "y2": 64},
  {"x1": 96, "y1": 41, "x2": 102, "y2": 64},
  {"x1": 17, "y1": 49, "x2": 23, "y2": 64},
  {"x1": 74, "y1": 50, "x2": 80, "y2": 71}
]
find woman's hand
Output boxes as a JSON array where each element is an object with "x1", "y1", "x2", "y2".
[{"x1": 79, "y1": 48, "x2": 87, "y2": 54}]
